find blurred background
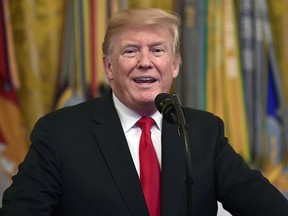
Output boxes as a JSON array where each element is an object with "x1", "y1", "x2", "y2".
[{"x1": 1, "y1": 0, "x2": 288, "y2": 206}]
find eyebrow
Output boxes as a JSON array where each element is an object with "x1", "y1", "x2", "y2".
[
  {"x1": 121, "y1": 40, "x2": 167, "y2": 49},
  {"x1": 121, "y1": 43, "x2": 139, "y2": 49},
  {"x1": 149, "y1": 40, "x2": 166, "y2": 47}
]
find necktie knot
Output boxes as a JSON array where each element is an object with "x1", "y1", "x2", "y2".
[{"x1": 137, "y1": 116, "x2": 155, "y2": 132}]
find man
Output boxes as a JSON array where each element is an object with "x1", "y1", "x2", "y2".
[{"x1": 1, "y1": 7, "x2": 288, "y2": 216}]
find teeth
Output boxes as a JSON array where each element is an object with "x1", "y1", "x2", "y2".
[{"x1": 134, "y1": 77, "x2": 156, "y2": 83}]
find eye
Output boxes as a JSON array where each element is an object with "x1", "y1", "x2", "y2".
[
  {"x1": 151, "y1": 47, "x2": 165, "y2": 57},
  {"x1": 122, "y1": 48, "x2": 138, "y2": 57}
]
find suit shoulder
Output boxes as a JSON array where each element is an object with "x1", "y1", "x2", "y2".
[
  {"x1": 48, "y1": 99, "x2": 99, "y2": 118},
  {"x1": 182, "y1": 107, "x2": 224, "y2": 127},
  {"x1": 183, "y1": 107, "x2": 219, "y2": 120},
  {"x1": 35, "y1": 96, "x2": 108, "y2": 128}
]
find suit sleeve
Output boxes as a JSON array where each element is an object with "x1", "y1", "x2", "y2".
[
  {"x1": 0, "y1": 116, "x2": 61, "y2": 216},
  {"x1": 214, "y1": 116, "x2": 288, "y2": 215}
]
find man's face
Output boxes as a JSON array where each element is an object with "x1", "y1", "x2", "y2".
[{"x1": 103, "y1": 25, "x2": 180, "y2": 115}]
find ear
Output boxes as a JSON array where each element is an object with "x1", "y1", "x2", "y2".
[
  {"x1": 103, "y1": 57, "x2": 113, "y2": 80},
  {"x1": 172, "y1": 58, "x2": 180, "y2": 78}
]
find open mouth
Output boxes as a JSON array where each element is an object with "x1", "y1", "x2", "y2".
[{"x1": 133, "y1": 77, "x2": 157, "y2": 83}]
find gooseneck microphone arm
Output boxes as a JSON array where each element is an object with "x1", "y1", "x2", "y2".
[
  {"x1": 155, "y1": 93, "x2": 193, "y2": 216},
  {"x1": 171, "y1": 93, "x2": 193, "y2": 216}
]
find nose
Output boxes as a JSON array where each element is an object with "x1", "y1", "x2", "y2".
[{"x1": 137, "y1": 50, "x2": 153, "y2": 70}]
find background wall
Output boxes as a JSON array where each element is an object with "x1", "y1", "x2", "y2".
[{"x1": 0, "y1": 0, "x2": 288, "y2": 207}]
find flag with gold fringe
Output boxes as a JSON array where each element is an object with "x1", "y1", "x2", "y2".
[
  {"x1": 175, "y1": 0, "x2": 206, "y2": 110},
  {"x1": 205, "y1": 0, "x2": 250, "y2": 162},
  {"x1": 54, "y1": 0, "x2": 108, "y2": 109},
  {"x1": 255, "y1": 0, "x2": 288, "y2": 198},
  {"x1": 0, "y1": 0, "x2": 28, "y2": 204},
  {"x1": 8, "y1": 0, "x2": 65, "y2": 135}
]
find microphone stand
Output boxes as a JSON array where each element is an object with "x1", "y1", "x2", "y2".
[{"x1": 171, "y1": 93, "x2": 193, "y2": 216}]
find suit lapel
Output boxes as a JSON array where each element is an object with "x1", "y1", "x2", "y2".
[
  {"x1": 91, "y1": 94, "x2": 149, "y2": 216},
  {"x1": 90, "y1": 93, "x2": 186, "y2": 215},
  {"x1": 161, "y1": 121, "x2": 186, "y2": 216}
]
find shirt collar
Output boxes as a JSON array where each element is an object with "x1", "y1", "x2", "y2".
[{"x1": 112, "y1": 93, "x2": 163, "y2": 133}]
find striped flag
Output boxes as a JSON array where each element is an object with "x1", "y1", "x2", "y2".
[
  {"x1": 206, "y1": 0, "x2": 250, "y2": 161},
  {"x1": 0, "y1": 0, "x2": 28, "y2": 202},
  {"x1": 257, "y1": 0, "x2": 288, "y2": 198},
  {"x1": 54, "y1": 0, "x2": 109, "y2": 109}
]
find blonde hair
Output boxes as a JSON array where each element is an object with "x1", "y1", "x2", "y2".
[{"x1": 102, "y1": 7, "x2": 181, "y2": 61}]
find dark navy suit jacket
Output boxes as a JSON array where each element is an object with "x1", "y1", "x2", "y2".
[{"x1": 1, "y1": 92, "x2": 288, "y2": 215}]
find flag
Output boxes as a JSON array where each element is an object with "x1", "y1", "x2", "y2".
[
  {"x1": 0, "y1": 0, "x2": 28, "y2": 203},
  {"x1": 206, "y1": 0, "x2": 250, "y2": 161}
]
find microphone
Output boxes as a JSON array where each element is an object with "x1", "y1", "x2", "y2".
[
  {"x1": 155, "y1": 93, "x2": 193, "y2": 215},
  {"x1": 154, "y1": 93, "x2": 177, "y2": 124}
]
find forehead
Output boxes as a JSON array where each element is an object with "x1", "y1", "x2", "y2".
[{"x1": 115, "y1": 25, "x2": 173, "y2": 46}]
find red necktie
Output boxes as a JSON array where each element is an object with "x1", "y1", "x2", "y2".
[{"x1": 137, "y1": 117, "x2": 161, "y2": 216}]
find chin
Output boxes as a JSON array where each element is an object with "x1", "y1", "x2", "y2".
[{"x1": 139, "y1": 93, "x2": 157, "y2": 102}]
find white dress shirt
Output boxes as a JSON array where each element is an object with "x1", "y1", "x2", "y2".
[{"x1": 113, "y1": 93, "x2": 162, "y2": 176}]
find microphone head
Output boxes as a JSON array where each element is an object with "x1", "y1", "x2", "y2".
[
  {"x1": 155, "y1": 93, "x2": 177, "y2": 124},
  {"x1": 155, "y1": 93, "x2": 171, "y2": 112}
]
